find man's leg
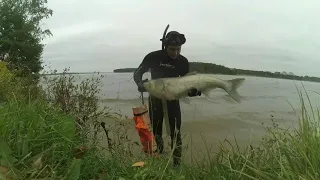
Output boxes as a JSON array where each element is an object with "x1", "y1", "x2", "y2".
[
  {"x1": 167, "y1": 100, "x2": 182, "y2": 166},
  {"x1": 148, "y1": 95, "x2": 164, "y2": 153}
]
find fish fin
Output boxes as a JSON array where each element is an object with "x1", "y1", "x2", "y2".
[
  {"x1": 184, "y1": 71, "x2": 197, "y2": 76},
  {"x1": 202, "y1": 89, "x2": 216, "y2": 103},
  {"x1": 225, "y1": 78, "x2": 245, "y2": 103},
  {"x1": 181, "y1": 97, "x2": 191, "y2": 104},
  {"x1": 202, "y1": 87, "x2": 216, "y2": 96}
]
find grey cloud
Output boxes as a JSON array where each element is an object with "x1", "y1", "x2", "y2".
[{"x1": 41, "y1": 0, "x2": 320, "y2": 76}]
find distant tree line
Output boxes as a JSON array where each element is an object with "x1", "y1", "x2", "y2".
[
  {"x1": 114, "y1": 68, "x2": 137, "y2": 73},
  {"x1": 113, "y1": 62, "x2": 320, "y2": 83}
]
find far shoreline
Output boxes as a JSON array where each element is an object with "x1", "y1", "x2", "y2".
[
  {"x1": 113, "y1": 61, "x2": 320, "y2": 83},
  {"x1": 39, "y1": 61, "x2": 320, "y2": 84},
  {"x1": 110, "y1": 71, "x2": 318, "y2": 84},
  {"x1": 40, "y1": 71, "x2": 320, "y2": 84}
]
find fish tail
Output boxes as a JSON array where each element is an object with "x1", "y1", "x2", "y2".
[{"x1": 225, "y1": 78, "x2": 245, "y2": 103}]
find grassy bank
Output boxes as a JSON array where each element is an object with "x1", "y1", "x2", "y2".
[{"x1": 1, "y1": 67, "x2": 320, "y2": 179}]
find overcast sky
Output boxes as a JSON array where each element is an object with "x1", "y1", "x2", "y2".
[{"x1": 41, "y1": 0, "x2": 320, "y2": 77}]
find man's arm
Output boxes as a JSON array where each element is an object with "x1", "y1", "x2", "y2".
[{"x1": 133, "y1": 53, "x2": 152, "y2": 91}]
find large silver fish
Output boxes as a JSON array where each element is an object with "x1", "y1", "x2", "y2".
[
  {"x1": 143, "y1": 72, "x2": 245, "y2": 103},
  {"x1": 143, "y1": 72, "x2": 245, "y2": 136}
]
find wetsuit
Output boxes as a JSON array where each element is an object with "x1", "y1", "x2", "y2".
[
  {"x1": 134, "y1": 30, "x2": 201, "y2": 166},
  {"x1": 133, "y1": 49, "x2": 192, "y2": 166}
]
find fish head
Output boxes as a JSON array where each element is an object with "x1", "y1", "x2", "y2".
[
  {"x1": 143, "y1": 79, "x2": 165, "y2": 96},
  {"x1": 143, "y1": 80, "x2": 155, "y2": 92}
]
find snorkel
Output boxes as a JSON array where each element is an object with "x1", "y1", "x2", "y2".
[{"x1": 160, "y1": 24, "x2": 170, "y2": 51}]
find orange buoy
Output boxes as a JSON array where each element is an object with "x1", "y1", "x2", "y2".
[{"x1": 132, "y1": 104, "x2": 156, "y2": 156}]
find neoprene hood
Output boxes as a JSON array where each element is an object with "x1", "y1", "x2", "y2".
[{"x1": 163, "y1": 31, "x2": 186, "y2": 47}]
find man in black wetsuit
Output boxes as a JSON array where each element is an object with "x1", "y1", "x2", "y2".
[{"x1": 133, "y1": 30, "x2": 201, "y2": 167}]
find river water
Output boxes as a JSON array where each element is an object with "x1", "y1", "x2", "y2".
[
  {"x1": 94, "y1": 72, "x2": 319, "y2": 123},
  {"x1": 42, "y1": 72, "x2": 320, "y2": 163}
]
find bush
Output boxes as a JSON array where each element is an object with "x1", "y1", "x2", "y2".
[
  {"x1": 40, "y1": 68, "x2": 117, "y2": 145},
  {"x1": 0, "y1": 61, "x2": 15, "y2": 101},
  {"x1": 0, "y1": 61, "x2": 43, "y2": 103},
  {"x1": 0, "y1": 67, "x2": 141, "y2": 179},
  {"x1": 0, "y1": 99, "x2": 116, "y2": 180},
  {"x1": 0, "y1": 100, "x2": 78, "y2": 179}
]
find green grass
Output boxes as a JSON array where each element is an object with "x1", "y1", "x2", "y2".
[{"x1": 0, "y1": 88, "x2": 320, "y2": 180}]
